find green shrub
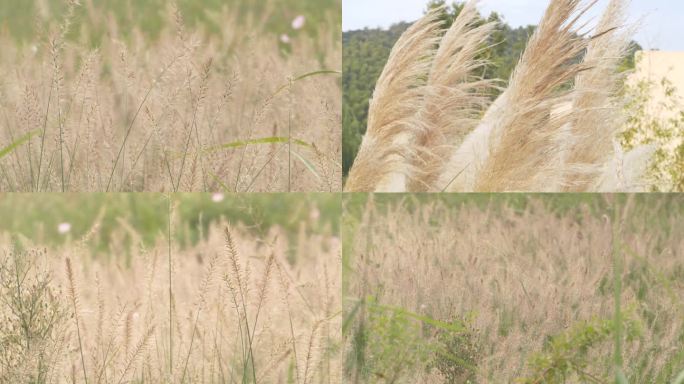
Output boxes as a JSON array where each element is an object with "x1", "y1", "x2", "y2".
[
  {"x1": 364, "y1": 300, "x2": 432, "y2": 382},
  {"x1": 517, "y1": 315, "x2": 642, "y2": 384},
  {"x1": 432, "y1": 317, "x2": 481, "y2": 383},
  {"x1": 621, "y1": 75, "x2": 684, "y2": 192},
  {"x1": 0, "y1": 250, "x2": 67, "y2": 383}
]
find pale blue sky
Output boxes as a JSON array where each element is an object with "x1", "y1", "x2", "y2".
[{"x1": 343, "y1": 0, "x2": 684, "y2": 51}]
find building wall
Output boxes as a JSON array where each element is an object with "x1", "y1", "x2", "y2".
[{"x1": 630, "y1": 51, "x2": 684, "y2": 118}]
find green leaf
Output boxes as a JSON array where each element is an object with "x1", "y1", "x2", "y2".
[
  {"x1": 435, "y1": 347, "x2": 479, "y2": 374},
  {"x1": 0, "y1": 130, "x2": 39, "y2": 160}
]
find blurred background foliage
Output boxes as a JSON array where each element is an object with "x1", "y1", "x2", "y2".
[
  {"x1": 343, "y1": 193, "x2": 684, "y2": 236},
  {"x1": 342, "y1": 0, "x2": 641, "y2": 177},
  {"x1": 0, "y1": 193, "x2": 340, "y2": 256},
  {"x1": 0, "y1": 0, "x2": 340, "y2": 53},
  {"x1": 621, "y1": 76, "x2": 684, "y2": 192}
]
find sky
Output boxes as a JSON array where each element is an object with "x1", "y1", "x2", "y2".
[{"x1": 342, "y1": 0, "x2": 684, "y2": 51}]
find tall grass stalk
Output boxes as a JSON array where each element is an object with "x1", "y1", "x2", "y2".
[
  {"x1": 106, "y1": 57, "x2": 179, "y2": 192},
  {"x1": 289, "y1": 87, "x2": 293, "y2": 193},
  {"x1": 611, "y1": 202, "x2": 625, "y2": 383},
  {"x1": 66, "y1": 257, "x2": 88, "y2": 384},
  {"x1": 167, "y1": 196, "x2": 174, "y2": 381},
  {"x1": 35, "y1": 85, "x2": 52, "y2": 192}
]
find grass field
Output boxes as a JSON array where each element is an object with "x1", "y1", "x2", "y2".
[
  {"x1": 0, "y1": 194, "x2": 341, "y2": 383},
  {"x1": 343, "y1": 194, "x2": 684, "y2": 383},
  {"x1": 0, "y1": 0, "x2": 341, "y2": 192}
]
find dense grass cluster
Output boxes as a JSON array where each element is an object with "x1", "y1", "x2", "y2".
[
  {"x1": 343, "y1": 194, "x2": 684, "y2": 383},
  {"x1": 1, "y1": 215, "x2": 341, "y2": 383},
  {"x1": 0, "y1": 0, "x2": 341, "y2": 192}
]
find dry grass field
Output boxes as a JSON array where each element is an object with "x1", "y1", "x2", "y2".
[
  {"x1": 0, "y1": 198, "x2": 341, "y2": 383},
  {"x1": 0, "y1": 0, "x2": 341, "y2": 192},
  {"x1": 343, "y1": 194, "x2": 684, "y2": 383}
]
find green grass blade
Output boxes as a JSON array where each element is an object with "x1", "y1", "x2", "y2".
[
  {"x1": 207, "y1": 172, "x2": 231, "y2": 192},
  {"x1": 673, "y1": 370, "x2": 684, "y2": 384},
  {"x1": 366, "y1": 296, "x2": 466, "y2": 333},
  {"x1": 271, "y1": 69, "x2": 341, "y2": 98},
  {"x1": 0, "y1": 130, "x2": 39, "y2": 160},
  {"x1": 290, "y1": 148, "x2": 321, "y2": 183},
  {"x1": 615, "y1": 369, "x2": 628, "y2": 384},
  {"x1": 343, "y1": 299, "x2": 364, "y2": 334},
  {"x1": 204, "y1": 136, "x2": 313, "y2": 154},
  {"x1": 293, "y1": 69, "x2": 341, "y2": 82},
  {"x1": 612, "y1": 205, "x2": 624, "y2": 373}
]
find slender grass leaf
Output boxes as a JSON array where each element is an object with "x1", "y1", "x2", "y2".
[
  {"x1": 204, "y1": 136, "x2": 313, "y2": 153},
  {"x1": 290, "y1": 148, "x2": 321, "y2": 183},
  {"x1": 615, "y1": 369, "x2": 628, "y2": 384},
  {"x1": 343, "y1": 299, "x2": 364, "y2": 334},
  {"x1": 366, "y1": 296, "x2": 466, "y2": 333},
  {"x1": 207, "y1": 172, "x2": 231, "y2": 192},
  {"x1": 673, "y1": 370, "x2": 684, "y2": 384},
  {"x1": 0, "y1": 130, "x2": 39, "y2": 160},
  {"x1": 271, "y1": 69, "x2": 341, "y2": 98}
]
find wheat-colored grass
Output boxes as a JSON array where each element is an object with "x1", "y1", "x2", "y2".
[
  {"x1": 0, "y1": 1, "x2": 341, "y2": 192},
  {"x1": 0, "y1": 218, "x2": 341, "y2": 383}
]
